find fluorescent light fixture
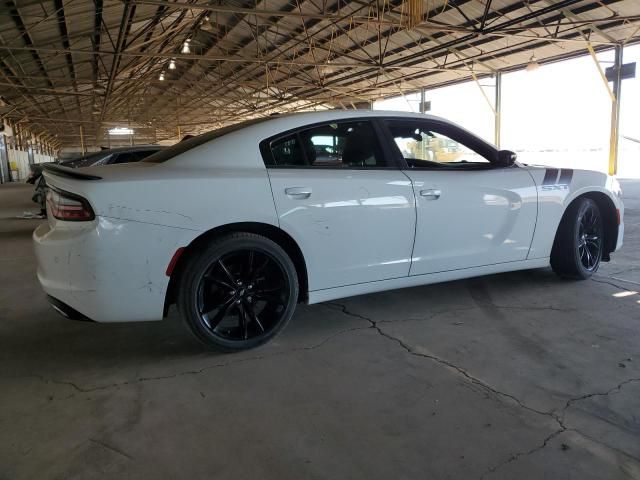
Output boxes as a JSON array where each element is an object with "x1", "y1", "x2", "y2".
[
  {"x1": 526, "y1": 54, "x2": 540, "y2": 72},
  {"x1": 181, "y1": 42, "x2": 191, "y2": 54},
  {"x1": 321, "y1": 59, "x2": 336, "y2": 74},
  {"x1": 159, "y1": 71, "x2": 165, "y2": 81},
  {"x1": 108, "y1": 127, "x2": 134, "y2": 135},
  {"x1": 169, "y1": 59, "x2": 176, "y2": 70}
]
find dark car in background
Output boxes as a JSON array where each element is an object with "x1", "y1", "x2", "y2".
[{"x1": 28, "y1": 145, "x2": 164, "y2": 215}]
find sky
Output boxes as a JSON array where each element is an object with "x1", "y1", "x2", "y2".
[{"x1": 374, "y1": 44, "x2": 640, "y2": 177}]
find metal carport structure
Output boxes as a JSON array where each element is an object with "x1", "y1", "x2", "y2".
[{"x1": 0, "y1": 0, "x2": 639, "y2": 173}]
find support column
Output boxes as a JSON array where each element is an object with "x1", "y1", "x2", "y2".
[
  {"x1": 608, "y1": 45, "x2": 623, "y2": 176},
  {"x1": 494, "y1": 72, "x2": 502, "y2": 149},
  {"x1": 176, "y1": 97, "x2": 182, "y2": 140},
  {"x1": 419, "y1": 87, "x2": 426, "y2": 114},
  {"x1": 0, "y1": 133, "x2": 9, "y2": 183},
  {"x1": 80, "y1": 125, "x2": 85, "y2": 156}
]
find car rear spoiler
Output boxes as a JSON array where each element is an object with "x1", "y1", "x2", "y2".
[{"x1": 43, "y1": 163, "x2": 102, "y2": 180}]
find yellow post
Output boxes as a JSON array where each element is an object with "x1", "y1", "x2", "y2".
[
  {"x1": 494, "y1": 72, "x2": 502, "y2": 149},
  {"x1": 585, "y1": 41, "x2": 622, "y2": 176},
  {"x1": 608, "y1": 45, "x2": 623, "y2": 176}
]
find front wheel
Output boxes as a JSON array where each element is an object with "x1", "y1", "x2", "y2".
[
  {"x1": 177, "y1": 233, "x2": 299, "y2": 351},
  {"x1": 551, "y1": 197, "x2": 604, "y2": 279}
]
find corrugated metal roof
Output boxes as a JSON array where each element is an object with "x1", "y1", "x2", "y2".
[{"x1": 0, "y1": 0, "x2": 638, "y2": 148}]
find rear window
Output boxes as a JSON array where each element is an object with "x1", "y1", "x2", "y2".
[
  {"x1": 62, "y1": 150, "x2": 111, "y2": 168},
  {"x1": 143, "y1": 117, "x2": 272, "y2": 163},
  {"x1": 111, "y1": 149, "x2": 160, "y2": 164}
]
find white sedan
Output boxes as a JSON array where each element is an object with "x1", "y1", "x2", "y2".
[{"x1": 33, "y1": 111, "x2": 624, "y2": 351}]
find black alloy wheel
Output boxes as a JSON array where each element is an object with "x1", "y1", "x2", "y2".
[
  {"x1": 197, "y1": 249, "x2": 290, "y2": 341},
  {"x1": 178, "y1": 233, "x2": 298, "y2": 351},
  {"x1": 551, "y1": 197, "x2": 604, "y2": 279},
  {"x1": 576, "y1": 202, "x2": 603, "y2": 272}
]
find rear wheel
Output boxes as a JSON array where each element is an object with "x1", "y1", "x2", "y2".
[
  {"x1": 177, "y1": 233, "x2": 298, "y2": 351},
  {"x1": 551, "y1": 197, "x2": 604, "y2": 279}
]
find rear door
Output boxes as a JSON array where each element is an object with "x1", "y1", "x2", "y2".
[
  {"x1": 383, "y1": 119, "x2": 538, "y2": 276},
  {"x1": 263, "y1": 119, "x2": 416, "y2": 291}
]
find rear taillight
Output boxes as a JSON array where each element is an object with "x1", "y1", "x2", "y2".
[{"x1": 46, "y1": 187, "x2": 95, "y2": 221}]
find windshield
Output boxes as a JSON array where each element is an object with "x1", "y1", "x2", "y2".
[{"x1": 143, "y1": 117, "x2": 272, "y2": 163}]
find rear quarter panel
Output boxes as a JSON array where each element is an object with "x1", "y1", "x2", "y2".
[
  {"x1": 45, "y1": 127, "x2": 280, "y2": 230},
  {"x1": 41, "y1": 141, "x2": 279, "y2": 321}
]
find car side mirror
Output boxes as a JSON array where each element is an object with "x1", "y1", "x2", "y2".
[{"x1": 497, "y1": 150, "x2": 517, "y2": 167}]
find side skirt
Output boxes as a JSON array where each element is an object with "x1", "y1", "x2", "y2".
[{"x1": 308, "y1": 258, "x2": 550, "y2": 305}]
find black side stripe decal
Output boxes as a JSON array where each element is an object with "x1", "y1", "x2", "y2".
[
  {"x1": 542, "y1": 168, "x2": 559, "y2": 186},
  {"x1": 542, "y1": 168, "x2": 573, "y2": 186},
  {"x1": 558, "y1": 169, "x2": 573, "y2": 185}
]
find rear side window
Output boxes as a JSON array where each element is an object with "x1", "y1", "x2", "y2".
[
  {"x1": 264, "y1": 121, "x2": 387, "y2": 168},
  {"x1": 271, "y1": 135, "x2": 306, "y2": 167}
]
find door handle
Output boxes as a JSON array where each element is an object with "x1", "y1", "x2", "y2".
[
  {"x1": 285, "y1": 187, "x2": 312, "y2": 199},
  {"x1": 420, "y1": 189, "x2": 441, "y2": 200}
]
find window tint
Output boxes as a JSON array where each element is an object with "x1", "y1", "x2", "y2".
[
  {"x1": 387, "y1": 121, "x2": 492, "y2": 169},
  {"x1": 64, "y1": 151, "x2": 111, "y2": 168},
  {"x1": 130, "y1": 150, "x2": 158, "y2": 162},
  {"x1": 268, "y1": 121, "x2": 386, "y2": 168},
  {"x1": 111, "y1": 153, "x2": 133, "y2": 164},
  {"x1": 111, "y1": 150, "x2": 158, "y2": 164},
  {"x1": 271, "y1": 134, "x2": 306, "y2": 167}
]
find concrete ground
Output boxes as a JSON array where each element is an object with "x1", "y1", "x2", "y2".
[{"x1": 1, "y1": 180, "x2": 639, "y2": 480}]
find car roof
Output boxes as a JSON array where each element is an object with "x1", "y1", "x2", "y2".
[
  {"x1": 268, "y1": 109, "x2": 439, "y2": 120},
  {"x1": 174, "y1": 110, "x2": 455, "y2": 151},
  {"x1": 102, "y1": 145, "x2": 164, "y2": 153},
  {"x1": 236, "y1": 110, "x2": 468, "y2": 140},
  {"x1": 238, "y1": 110, "x2": 487, "y2": 147},
  {"x1": 145, "y1": 110, "x2": 497, "y2": 168},
  {"x1": 243, "y1": 109, "x2": 446, "y2": 129}
]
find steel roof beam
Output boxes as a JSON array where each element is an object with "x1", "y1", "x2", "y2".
[{"x1": 4, "y1": 0, "x2": 68, "y2": 120}]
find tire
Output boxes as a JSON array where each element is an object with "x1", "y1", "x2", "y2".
[
  {"x1": 550, "y1": 197, "x2": 604, "y2": 279},
  {"x1": 177, "y1": 232, "x2": 299, "y2": 352}
]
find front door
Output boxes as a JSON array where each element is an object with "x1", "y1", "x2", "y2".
[{"x1": 384, "y1": 119, "x2": 538, "y2": 276}]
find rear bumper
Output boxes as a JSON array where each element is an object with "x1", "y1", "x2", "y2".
[
  {"x1": 47, "y1": 295, "x2": 94, "y2": 322},
  {"x1": 33, "y1": 217, "x2": 193, "y2": 323},
  {"x1": 616, "y1": 222, "x2": 624, "y2": 251},
  {"x1": 613, "y1": 194, "x2": 624, "y2": 252}
]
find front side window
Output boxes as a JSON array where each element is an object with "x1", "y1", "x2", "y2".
[
  {"x1": 267, "y1": 121, "x2": 387, "y2": 168},
  {"x1": 387, "y1": 121, "x2": 492, "y2": 169}
]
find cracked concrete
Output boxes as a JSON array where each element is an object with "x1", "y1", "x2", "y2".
[{"x1": 1, "y1": 180, "x2": 640, "y2": 479}]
